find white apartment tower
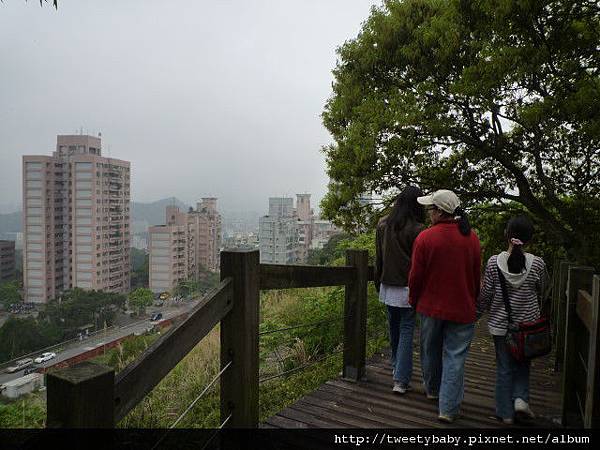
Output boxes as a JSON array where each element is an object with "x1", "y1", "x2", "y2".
[
  {"x1": 23, "y1": 135, "x2": 131, "y2": 303},
  {"x1": 259, "y1": 197, "x2": 300, "y2": 264}
]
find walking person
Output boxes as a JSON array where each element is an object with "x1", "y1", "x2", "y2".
[
  {"x1": 408, "y1": 189, "x2": 481, "y2": 423},
  {"x1": 477, "y1": 215, "x2": 548, "y2": 424},
  {"x1": 375, "y1": 186, "x2": 425, "y2": 394}
]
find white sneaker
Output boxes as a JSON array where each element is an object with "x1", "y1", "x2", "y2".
[
  {"x1": 514, "y1": 398, "x2": 535, "y2": 419},
  {"x1": 392, "y1": 382, "x2": 410, "y2": 395}
]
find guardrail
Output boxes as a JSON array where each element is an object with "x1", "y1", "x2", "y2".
[
  {"x1": 45, "y1": 249, "x2": 373, "y2": 428},
  {"x1": 560, "y1": 265, "x2": 600, "y2": 428}
]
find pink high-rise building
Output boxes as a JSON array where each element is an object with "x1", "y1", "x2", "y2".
[
  {"x1": 149, "y1": 206, "x2": 195, "y2": 294},
  {"x1": 149, "y1": 199, "x2": 221, "y2": 294},
  {"x1": 22, "y1": 135, "x2": 131, "y2": 303}
]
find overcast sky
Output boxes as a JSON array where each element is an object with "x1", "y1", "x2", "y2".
[{"x1": 0, "y1": 0, "x2": 379, "y2": 214}]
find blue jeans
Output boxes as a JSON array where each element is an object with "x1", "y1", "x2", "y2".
[
  {"x1": 386, "y1": 306, "x2": 416, "y2": 385},
  {"x1": 493, "y1": 335, "x2": 530, "y2": 419},
  {"x1": 419, "y1": 314, "x2": 475, "y2": 416}
]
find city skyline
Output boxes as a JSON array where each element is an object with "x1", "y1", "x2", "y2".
[{"x1": 0, "y1": 0, "x2": 380, "y2": 213}]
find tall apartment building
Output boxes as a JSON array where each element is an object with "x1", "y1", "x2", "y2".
[
  {"x1": 23, "y1": 135, "x2": 131, "y2": 303},
  {"x1": 259, "y1": 197, "x2": 300, "y2": 264},
  {"x1": 189, "y1": 198, "x2": 222, "y2": 272},
  {"x1": 259, "y1": 194, "x2": 341, "y2": 264},
  {"x1": 0, "y1": 240, "x2": 16, "y2": 282},
  {"x1": 149, "y1": 199, "x2": 222, "y2": 294},
  {"x1": 149, "y1": 206, "x2": 195, "y2": 294},
  {"x1": 296, "y1": 194, "x2": 314, "y2": 263}
]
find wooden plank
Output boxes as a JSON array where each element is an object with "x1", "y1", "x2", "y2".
[
  {"x1": 315, "y1": 384, "x2": 501, "y2": 428},
  {"x1": 343, "y1": 250, "x2": 368, "y2": 381},
  {"x1": 220, "y1": 250, "x2": 260, "y2": 428},
  {"x1": 561, "y1": 266, "x2": 594, "y2": 427},
  {"x1": 279, "y1": 405, "x2": 345, "y2": 428},
  {"x1": 577, "y1": 290, "x2": 594, "y2": 334},
  {"x1": 114, "y1": 278, "x2": 233, "y2": 422},
  {"x1": 259, "y1": 264, "x2": 355, "y2": 290},
  {"x1": 47, "y1": 361, "x2": 115, "y2": 428},
  {"x1": 584, "y1": 275, "x2": 600, "y2": 428}
]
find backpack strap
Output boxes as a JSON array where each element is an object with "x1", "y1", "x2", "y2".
[{"x1": 496, "y1": 266, "x2": 513, "y2": 325}]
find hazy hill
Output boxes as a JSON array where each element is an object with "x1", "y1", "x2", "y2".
[
  {"x1": 131, "y1": 197, "x2": 189, "y2": 228},
  {"x1": 0, "y1": 211, "x2": 21, "y2": 234}
]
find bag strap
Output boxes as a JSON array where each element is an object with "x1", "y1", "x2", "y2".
[{"x1": 496, "y1": 266, "x2": 513, "y2": 324}]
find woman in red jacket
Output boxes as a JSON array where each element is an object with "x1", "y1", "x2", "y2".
[{"x1": 408, "y1": 189, "x2": 481, "y2": 423}]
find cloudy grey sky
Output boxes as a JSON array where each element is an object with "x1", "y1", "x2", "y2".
[{"x1": 0, "y1": 0, "x2": 379, "y2": 214}]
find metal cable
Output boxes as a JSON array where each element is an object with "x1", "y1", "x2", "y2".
[
  {"x1": 169, "y1": 360, "x2": 233, "y2": 429},
  {"x1": 195, "y1": 413, "x2": 233, "y2": 450},
  {"x1": 259, "y1": 348, "x2": 344, "y2": 383},
  {"x1": 150, "y1": 360, "x2": 233, "y2": 450},
  {"x1": 219, "y1": 413, "x2": 232, "y2": 429}
]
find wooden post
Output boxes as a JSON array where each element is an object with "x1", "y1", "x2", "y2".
[
  {"x1": 343, "y1": 249, "x2": 368, "y2": 382},
  {"x1": 555, "y1": 261, "x2": 574, "y2": 371},
  {"x1": 46, "y1": 361, "x2": 115, "y2": 428},
  {"x1": 584, "y1": 275, "x2": 600, "y2": 428},
  {"x1": 561, "y1": 266, "x2": 594, "y2": 427},
  {"x1": 220, "y1": 249, "x2": 260, "y2": 428}
]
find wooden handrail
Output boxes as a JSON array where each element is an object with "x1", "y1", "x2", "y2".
[
  {"x1": 577, "y1": 289, "x2": 593, "y2": 334},
  {"x1": 259, "y1": 264, "x2": 356, "y2": 290},
  {"x1": 114, "y1": 277, "x2": 234, "y2": 422},
  {"x1": 561, "y1": 266, "x2": 599, "y2": 428}
]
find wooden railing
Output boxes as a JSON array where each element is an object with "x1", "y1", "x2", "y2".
[
  {"x1": 46, "y1": 249, "x2": 373, "y2": 428},
  {"x1": 558, "y1": 264, "x2": 600, "y2": 428}
]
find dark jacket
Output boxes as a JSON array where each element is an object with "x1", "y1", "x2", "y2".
[
  {"x1": 408, "y1": 220, "x2": 481, "y2": 323},
  {"x1": 375, "y1": 216, "x2": 425, "y2": 292}
]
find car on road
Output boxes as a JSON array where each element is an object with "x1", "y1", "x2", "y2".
[
  {"x1": 24, "y1": 366, "x2": 39, "y2": 375},
  {"x1": 5, "y1": 358, "x2": 33, "y2": 373},
  {"x1": 150, "y1": 312, "x2": 163, "y2": 322},
  {"x1": 34, "y1": 352, "x2": 56, "y2": 364}
]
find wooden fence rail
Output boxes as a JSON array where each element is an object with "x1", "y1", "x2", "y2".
[
  {"x1": 46, "y1": 249, "x2": 372, "y2": 428},
  {"x1": 560, "y1": 266, "x2": 600, "y2": 428}
]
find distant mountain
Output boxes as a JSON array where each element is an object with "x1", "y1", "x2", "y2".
[
  {"x1": 131, "y1": 197, "x2": 190, "y2": 231},
  {"x1": 0, "y1": 198, "x2": 190, "y2": 236},
  {"x1": 0, "y1": 211, "x2": 21, "y2": 235}
]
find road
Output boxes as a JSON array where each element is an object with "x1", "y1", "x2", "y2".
[{"x1": 0, "y1": 299, "x2": 200, "y2": 386}]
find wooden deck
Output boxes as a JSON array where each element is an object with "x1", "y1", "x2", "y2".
[{"x1": 265, "y1": 324, "x2": 561, "y2": 428}]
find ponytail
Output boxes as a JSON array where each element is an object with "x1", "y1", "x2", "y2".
[
  {"x1": 505, "y1": 215, "x2": 534, "y2": 274},
  {"x1": 507, "y1": 244, "x2": 526, "y2": 274},
  {"x1": 453, "y1": 207, "x2": 471, "y2": 236}
]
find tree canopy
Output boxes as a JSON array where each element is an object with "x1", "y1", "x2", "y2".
[
  {"x1": 128, "y1": 288, "x2": 154, "y2": 315},
  {"x1": 321, "y1": 0, "x2": 600, "y2": 262},
  {"x1": 0, "y1": 281, "x2": 21, "y2": 309}
]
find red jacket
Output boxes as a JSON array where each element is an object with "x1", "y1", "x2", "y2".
[{"x1": 408, "y1": 220, "x2": 481, "y2": 323}]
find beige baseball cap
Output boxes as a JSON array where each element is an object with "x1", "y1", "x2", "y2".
[{"x1": 417, "y1": 189, "x2": 460, "y2": 214}]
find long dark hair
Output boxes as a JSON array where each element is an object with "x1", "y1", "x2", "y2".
[
  {"x1": 505, "y1": 215, "x2": 534, "y2": 274},
  {"x1": 386, "y1": 185, "x2": 425, "y2": 232},
  {"x1": 438, "y1": 206, "x2": 471, "y2": 236}
]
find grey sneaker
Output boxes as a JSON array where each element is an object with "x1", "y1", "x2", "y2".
[
  {"x1": 426, "y1": 392, "x2": 439, "y2": 400},
  {"x1": 438, "y1": 414, "x2": 456, "y2": 423},
  {"x1": 392, "y1": 382, "x2": 411, "y2": 395},
  {"x1": 514, "y1": 398, "x2": 535, "y2": 419}
]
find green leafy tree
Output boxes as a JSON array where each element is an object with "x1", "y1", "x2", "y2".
[
  {"x1": 130, "y1": 248, "x2": 149, "y2": 288},
  {"x1": 0, "y1": 281, "x2": 21, "y2": 309},
  {"x1": 39, "y1": 288, "x2": 125, "y2": 334},
  {"x1": 128, "y1": 288, "x2": 154, "y2": 315},
  {"x1": 322, "y1": 0, "x2": 600, "y2": 263},
  {"x1": 0, "y1": 317, "x2": 57, "y2": 362}
]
